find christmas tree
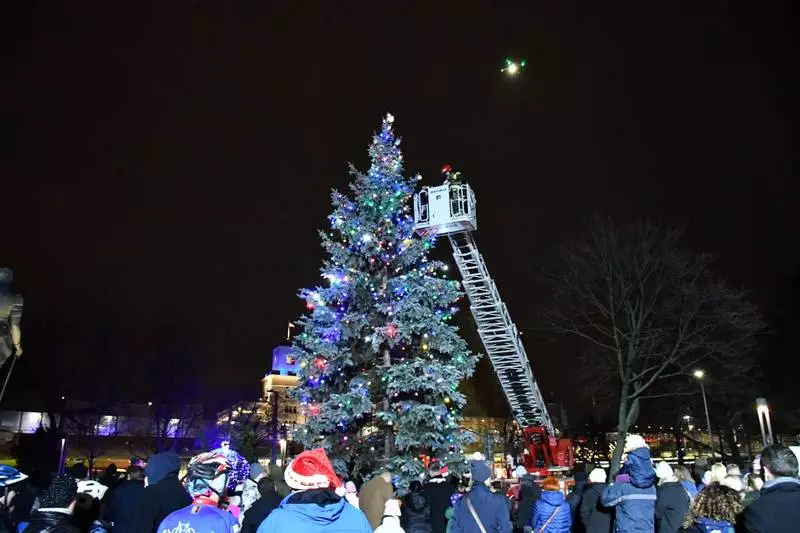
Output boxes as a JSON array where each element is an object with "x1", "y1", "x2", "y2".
[{"x1": 292, "y1": 114, "x2": 479, "y2": 487}]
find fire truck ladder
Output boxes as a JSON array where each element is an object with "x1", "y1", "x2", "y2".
[{"x1": 448, "y1": 231, "x2": 554, "y2": 434}]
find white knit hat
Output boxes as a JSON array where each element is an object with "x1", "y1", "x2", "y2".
[
  {"x1": 588, "y1": 468, "x2": 607, "y2": 484},
  {"x1": 384, "y1": 499, "x2": 402, "y2": 517},
  {"x1": 655, "y1": 462, "x2": 674, "y2": 481},
  {"x1": 623, "y1": 434, "x2": 648, "y2": 453}
]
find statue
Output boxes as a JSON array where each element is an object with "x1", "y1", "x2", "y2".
[{"x1": 0, "y1": 268, "x2": 23, "y2": 368}]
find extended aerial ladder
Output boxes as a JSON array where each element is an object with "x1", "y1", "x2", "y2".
[{"x1": 413, "y1": 169, "x2": 573, "y2": 475}]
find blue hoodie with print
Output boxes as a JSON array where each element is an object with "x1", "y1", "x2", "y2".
[{"x1": 600, "y1": 447, "x2": 657, "y2": 533}]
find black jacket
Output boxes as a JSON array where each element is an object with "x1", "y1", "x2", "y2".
[
  {"x1": 241, "y1": 489, "x2": 282, "y2": 533},
  {"x1": 404, "y1": 491, "x2": 433, "y2": 533},
  {"x1": 21, "y1": 510, "x2": 80, "y2": 533},
  {"x1": 130, "y1": 476, "x2": 191, "y2": 533},
  {"x1": 579, "y1": 483, "x2": 612, "y2": 533},
  {"x1": 738, "y1": 478, "x2": 800, "y2": 533},
  {"x1": 568, "y1": 481, "x2": 589, "y2": 533},
  {"x1": 514, "y1": 483, "x2": 541, "y2": 531},
  {"x1": 424, "y1": 478, "x2": 455, "y2": 533},
  {"x1": 655, "y1": 482, "x2": 690, "y2": 533},
  {"x1": 103, "y1": 479, "x2": 145, "y2": 533}
]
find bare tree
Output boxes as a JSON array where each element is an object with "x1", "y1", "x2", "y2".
[{"x1": 541, "y1": 217, "x2": 764, "y2": 473}]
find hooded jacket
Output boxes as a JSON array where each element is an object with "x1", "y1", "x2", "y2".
[
  {"x1": 531, "y1": 490, "x2": 571, "y2": 533},
  {"x1": 256, "y1": 489, "x2": 372, "y2": 533},
  {"x1": 450, "y1": 484, "x2": 511, "y2": 533},
  {"x1": 21, "y1": 509, "x2": 80, "y2": 533},
  {"x1": 600, "y1": 447, "x2": 657, "y2": 533},
  {"x1": 654, "y1": 481, "x2": 689, "y2": 533},
  {"x1": 579, "y1": 483, "x2": 612, "y2": 533},
  {"x1": 738, "y1": 477, "x2": 800, "y2": 533},
  {"x1": 132, "y1": 453, "x2": 192, "y2": 533}
]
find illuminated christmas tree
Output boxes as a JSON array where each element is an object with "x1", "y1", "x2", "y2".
[{"x1": 292, "y1": 114, "x2": 479, "y2": 487}]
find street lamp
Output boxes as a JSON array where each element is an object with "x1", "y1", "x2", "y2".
[
  {"x1": 694, "y1": 370, "x2": 715, "y2": 457},
  {"x1": 756, "y1": 398, "x2": 773, "y2": 447}
]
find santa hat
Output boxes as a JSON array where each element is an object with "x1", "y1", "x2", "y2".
[{"x1": 284, "y1": 448, "x2": 345, "y2": 496}]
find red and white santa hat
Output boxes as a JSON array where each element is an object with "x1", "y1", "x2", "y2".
[{"x1": 284, "y1": 448, "x2": 345, "y2": 496}]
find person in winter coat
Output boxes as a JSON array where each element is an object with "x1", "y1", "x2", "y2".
[
  {"x1": 242, "y1": 477, "x2": 282, "y2": 533},
  {"x1": 375, "y1": 499, "x2": 405, "y2": 533},
  {"x1": 404, "y1": 481, "x2": 432, "y2": 533},
  {"x1": 679, "y1": 483, "x2": 741, "y2": 533},
  {"x1": 600, "y1": 434, "x2": 657, "y2": 533},
  {"x1": 672, "y1": 467, "x2": 697, "y2": 502},
  {"x1": 241, "y1": 462, "x2": 268, "y2": 513},
  {"x1": 579, "y1": 468, "x2": 612, "y2": 533},
  {"x1": 738, "y1": 444, "x2": 800, "y2": 533},
  {"x1": 256, "y1": 448, "x2": 372, "y2": 533},
  {"x1": 566, "y1": 470, "x2": 588, "y2": 533},
  {"x1": 740, "y1": 473, "x2": 762, "y2": 507},
  {"x1": 267, "y1": 464, "x2": 290, "y2": 499},
  {"x1": 654, "y1": 462, "x2": 690, "y2": 533},
  {"x1": 530, "y1": 477, "x2": 570, "y2": 533},
  {"x1": 450, "y1": 460, "x2": 511, "y2": 533},
  {"x1": 131, "y1": 452, "x2": 191, "y2": 533},
  {"x1": 514, "y1": 475, "x2": 541, "y2": 533},
  {"x1": 157, "y1": 451, "x2": 240, "y2": 533},
  {"x1": 103, "y1": 465, "x2": 145, "y2": 533},
  {"x1": 21, "y1": 473, "x2": 80, "y2": 533},
  {"x1": 360, "y1": 472, "x2": 395, "y2": 530},
  {"x1": 424, "y1": 465, "x2": 455, "y2": 533}
]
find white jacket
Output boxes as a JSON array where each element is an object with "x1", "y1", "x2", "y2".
[{"x1": 374, "y1": 516, "x2": 405, "y2": 533}]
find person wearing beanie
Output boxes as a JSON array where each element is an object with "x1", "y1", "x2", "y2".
[
  {"x1": 530, "y1": 477, "x2": 570, "y2": 533},
  {"x1": 514, "y1": 474, "x2": 542, "y2": 533},
  {"x1": 450, "y1": 460, "x2": 511, "y2": 533},
  {"x1": 424, "y1": 463, "x2": 455, "y2": 533},
  {"x1": 579, "y1": 468, "x2": 612, "y2": 533},
  {"x1": 375, "y1": 499, "x2": 405, "y2": 533},
  {"x1": 360, "y1": 471, "x2": 395, "y2": 530},
  {"x1": 242, "y1": 477, "x2": 282, "y2": 533},
  {"x1": 600, "y1": 434, "x2": 657, "y2": 533},
  {"x1": 654, "y1": 463, "x2": 689, "y2": 533},
  {"x1": 131, "y1": 452, "x2": 191, "y2": 533},
  {"x1": 256, "y1": 448, "x2": 371, "y2": 533},
  {"x1": 21, "y1": 473, "x2": 80, "y2": 533},
  {"x1": 102, "y1": 465, "x2": 145, "y2": 533},
  {"x1": 241, "y1": 462, "x2": 268, "y2": 512}
]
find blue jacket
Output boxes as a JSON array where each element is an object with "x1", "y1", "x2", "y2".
[
  {"x1": 530, "y1": 491, "x2": 571, "y2": 533},
  {"x1": 451, "y1": 485, "x2": 511, "y2": 533},
  {"x1": 157, "y1": 502, "x2": 239, "y2": 532},
  {"x1": 257, "y1": 490, "x2": 372, "y2": 533},
  {"x1": 600, "y1": 447, "x2": 657, "y2": 533}
]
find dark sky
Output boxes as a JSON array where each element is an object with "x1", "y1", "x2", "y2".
[{"x1": 4, "y1": 3, "x2": 797, "y2": 413}]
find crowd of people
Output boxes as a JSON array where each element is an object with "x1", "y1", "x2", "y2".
[{"x1": 0, "y1": 436, "x2": 798, "y2": 533}]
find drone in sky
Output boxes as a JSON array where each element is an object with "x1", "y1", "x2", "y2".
[{"x1": 501, "y1": 58, "x2": 526, "y2": 76}]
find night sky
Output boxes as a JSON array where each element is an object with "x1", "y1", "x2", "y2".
[{"x1": 4, "y1": 3, "x2": 797, "y2": 415}]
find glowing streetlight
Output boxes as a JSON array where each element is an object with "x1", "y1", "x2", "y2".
[
  {"x1": 694, "y1": 370, "x2": 715, "y2": 457},
  {"x1": 756, "y1": 398, "x2": 773, "y2": 446}
]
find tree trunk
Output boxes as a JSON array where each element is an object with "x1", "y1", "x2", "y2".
[{"x1": 383, "y1": 349, "x2": 395, "y2": 460}]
